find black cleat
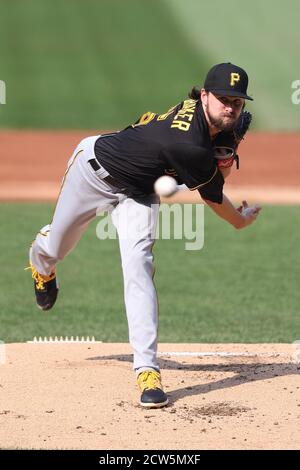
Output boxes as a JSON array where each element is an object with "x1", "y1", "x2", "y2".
[
  {"x1": 27, "y1": 263, "x2": 59, "y2": 311},
  {"x1": 137, "y1": 370, "x2": 169, "y2": 408}
]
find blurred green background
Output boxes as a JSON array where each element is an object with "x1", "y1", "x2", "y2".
[{"x1": 0, "y1": 0, "x2": 299, "y2": 130}]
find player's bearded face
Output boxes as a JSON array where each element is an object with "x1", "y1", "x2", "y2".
[{"x1": 206, "y1": 93, "x2": 244, "y2": 132}]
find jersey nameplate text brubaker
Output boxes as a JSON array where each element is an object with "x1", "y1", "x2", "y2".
[{"x1": 170, "y1": 99, "x2": 197, "y2": 132}]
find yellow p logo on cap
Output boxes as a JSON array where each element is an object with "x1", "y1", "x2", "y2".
[{"x1": 230, "y1": 73, "x2": 240, "y2": 86}]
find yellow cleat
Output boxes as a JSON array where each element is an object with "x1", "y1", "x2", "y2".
[
  {"x1": 26, "y1": 263, "x2": 58, "y2": 311},
  {"x1": 137, "y1": 370, "x2": 168, "y2": 408}
]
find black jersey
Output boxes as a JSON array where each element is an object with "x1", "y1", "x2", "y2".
[{"x1": 94, "y1": 99, "x2": 224, "y2": 203}]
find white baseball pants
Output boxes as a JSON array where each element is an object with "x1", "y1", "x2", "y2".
[{"x1": 30, "y1": 135, "x2": 160, "y2": 372}]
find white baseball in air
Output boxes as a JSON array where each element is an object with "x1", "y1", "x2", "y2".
[{"x1": 154, "y1": 175, "x2": 178, "y2": 197}]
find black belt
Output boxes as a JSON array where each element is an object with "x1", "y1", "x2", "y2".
[{"x1": 88, "y1": 158, "x2": 129, "y2": 194}]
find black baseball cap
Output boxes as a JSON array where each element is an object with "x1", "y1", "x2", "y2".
[{"x1": 204, "y1": 62, "x2": 253, "y2": 100}]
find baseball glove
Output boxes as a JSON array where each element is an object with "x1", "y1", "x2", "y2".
[{"x1": 213, "y1": 110, "x2": 252, "y2": 169}]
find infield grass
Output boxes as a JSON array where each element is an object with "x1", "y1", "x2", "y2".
[{"x1": 0, "y1": 203, "x2": 299, "y2": 344}]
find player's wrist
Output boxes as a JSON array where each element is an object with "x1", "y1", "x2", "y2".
[{"x1": 233, "y1": 211, "x2": 247, "y2": 229}]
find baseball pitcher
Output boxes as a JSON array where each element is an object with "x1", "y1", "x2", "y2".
[{"x1": 27, "y1": 63, "x2": 261, "y2": 408}]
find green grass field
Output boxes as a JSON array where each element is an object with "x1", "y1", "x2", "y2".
[
  {"x1": 0, "y1": 0, "x2": 299, "y2": 130},
  {"x1": 1, "y1": 203, "x2": 299, "y2": 344},
  {"x1": 0, "y1": 0, "x2": 209, "y2": 129},
  {"x1": 164, "y1": 0, "x2": 300, "y2": 130}
]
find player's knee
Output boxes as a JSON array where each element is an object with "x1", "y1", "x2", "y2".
[{"x1": 123, "y1": 250, "x2": 154, "y2": 276}]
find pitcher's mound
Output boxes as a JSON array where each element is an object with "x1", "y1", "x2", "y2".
[{"x1": 0, "y1": 343, "x2": 299, "y2": 449}]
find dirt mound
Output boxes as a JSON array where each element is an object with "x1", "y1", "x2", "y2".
[{"x1": 0, "y1": 342, "x2": 299, "y2": 450}]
